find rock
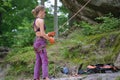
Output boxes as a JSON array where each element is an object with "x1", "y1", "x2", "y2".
[
  {"x1": 53, "y1": 76, "x2": 85, "y2": 80},
  {"x1": 0, "y1": 46, "x2": 9, "y2": 58},
  {"x1": 82, "y1": 72, "x2": 120, "y2": 80},
  {"x1": 80, "y1": 44, "x2": 94, "y2": 54},
  {"x1": 109, "y1": 35, "x2": 117, "y2": 47},
  {"x1": 114, "y1": 53, "x2": 120, "y2": 69},
  {"x1": 61, "y1": 0, "x2": 120, "y2": 24},
  {"x1": 0, "y1": 52, "x2": 8, "y2": 58},
  {"x1": 98, "y1": 37, "x2": 107, "y2": 48},
  {"x1": 0, "y1": 47, "x2": 9, "y2": 52}
]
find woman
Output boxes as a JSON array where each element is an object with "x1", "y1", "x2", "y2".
[{"x1": 32, "y1": 5, "x2": 55, "y2": 80}]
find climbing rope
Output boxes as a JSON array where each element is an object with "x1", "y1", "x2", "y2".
[{"x1": 59, "y1": 0, "x2": 92, "y2": 31}]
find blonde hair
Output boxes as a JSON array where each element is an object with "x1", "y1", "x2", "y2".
[{"x1": 32, "y1": 5, "x2": 45, "y2": 17}]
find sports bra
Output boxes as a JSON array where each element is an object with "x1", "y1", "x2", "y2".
[{"x1": 33, "y1": 18, "x2": 46, "y2": 32}]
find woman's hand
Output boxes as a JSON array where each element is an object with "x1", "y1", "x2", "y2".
[{"x1": 47, "y1": 31, "x2": 56, "y2": 37}]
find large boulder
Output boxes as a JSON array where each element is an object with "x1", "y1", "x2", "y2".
[{"x1": 61, "y1": 0, "x2": 120, "y2": 24}]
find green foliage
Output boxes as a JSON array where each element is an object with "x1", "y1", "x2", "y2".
[
  {"x1": 0, "y1": 18, "x2": 34, "y2": 47},
  {"x1": 115, "y1": 76, "x2": 120, "y2": 80},
  {"x1": 45, "y1": 13, "x2": 54, "y2": 32},
  {"x1": 0, "y1": 0, "x2": 12, "y2": 12},
  {"x1": 0, "y1": 0, "x2": 36, "y2": 47},
  {"x1": 0, "y1": 33, "x2": 14, "y2": 47},
  {"x1": 5, "y1": 76, "x2": 15, "y2": 80},
  {"x1": 1, "y1": 0, "x2": 36, "y2": 34},
  {"x1": 60, "y1": 47, "x2": 70, "y2": 58},
  {"x1": 49, "y1": 63, "x2": 61, "y2": 77},
  {"x1": 79, "y1": 21, "x2": 98, "y2": 35},
  {"x1": 59, "y1": 4, "x2": 69, "y2": 14},
  {"x1": 0, "y1": 0, "x2": 68, "y2": 47},
  {"x1": 48, "y1": 63, "x2": 55, "y2": 76},
  {"x1": 12, "y1": 18, "x2": 35, "y2": 47},
  {"x1": 60, "y1": 27, "x2": 120, "y2": 68},
  {"x1": 5, "y1": 47, "x2": 35, "y2": 75},
  {"x1": 45, "y1": 11, "x2": 68, "y2": 33},
  {"x1": 75, "y1": 14, "x2": 120, "y2": 36},
  {"x1": 96, "y1": 15, "x2": 120, "y2": 32}
]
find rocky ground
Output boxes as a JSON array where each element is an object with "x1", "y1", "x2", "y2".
[
  {"x1": 48, "y1": 72, "x2": 120, "y2": 80},
  {"x1": 82, "y1": 72, "x2": 120, "y2": 80},
  {"x1": 24, "y1": 72, "x2": 120, "y2": 80},
  {"x1": 0, "y1": 63, "x2": 120, "y2": 80}
]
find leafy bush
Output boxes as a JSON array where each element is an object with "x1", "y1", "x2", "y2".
[
  {"x1": 96, "y1": 15, "x2": 120, "y2": 32},
  {"x1": 76, "y1": 14, "x2": 120, "y2": 36},
  {"x1": 79, "y1": 21, "x2": 98, "y2": 35},
  {"x1": 0, "y1": 33, "x2": 14, "y2": 47},
  {"x1": 0, "y1": 18, "x2": 35, "y2": 47},
  {"x1": 5, "y1": 47, "x2": 35, "y2": 75},
  {"x1": 12, "y1": 19, "x2": 35, "y2": 47}
]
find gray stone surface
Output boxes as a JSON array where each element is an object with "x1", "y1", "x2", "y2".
[
  {"x1": 114, "y1": 53, "x2": 120, "y2": 69},
  {"x1": 82, "y1": 72, "x2": 120, "y2": 80},
  {"x1": 51, "y1": 72, "x2": 120, "y2": 80}
]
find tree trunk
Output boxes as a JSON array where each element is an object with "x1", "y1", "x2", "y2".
[
  {"x1": 54, "y1": 0, "x2": 58, "y2": 38},
  {"x1": 41, "y1": 0, "x2": 44, "y2": 6},
  {"x1": 0, "y1": 13, "x2": 2, "y2": 34}
]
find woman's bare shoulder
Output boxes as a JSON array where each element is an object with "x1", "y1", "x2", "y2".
[
  {"x1": 35, "y1": 18, "x2": 44, "y2": 27},
  {"x1": 36, "y1": 18, "x2": 44, "y2": 23}
]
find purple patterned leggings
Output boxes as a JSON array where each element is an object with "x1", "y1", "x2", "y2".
[{"x1": 33, "y1": 37, "x2": 48, "y2": 79}]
